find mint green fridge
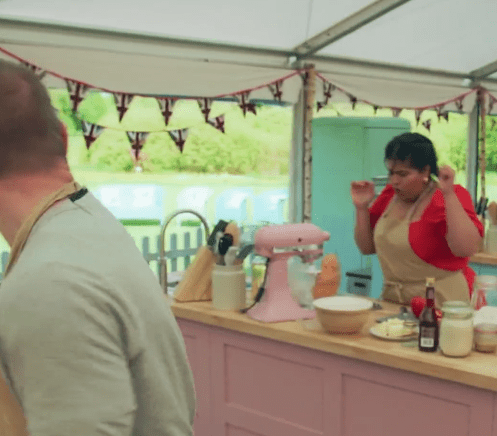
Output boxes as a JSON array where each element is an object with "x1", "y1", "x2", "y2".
[{"x1": 310, "y1": 117, "x2": 410, "y2": 298}]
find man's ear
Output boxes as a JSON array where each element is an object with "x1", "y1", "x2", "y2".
[{"x1": 60, "y1": 122, "x2": 68, "y2": 154}]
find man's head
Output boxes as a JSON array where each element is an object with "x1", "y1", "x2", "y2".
[{"x1": 0, "y1": 60, "x2": 67, "y2": 178}]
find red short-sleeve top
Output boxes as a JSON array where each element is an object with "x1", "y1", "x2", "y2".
[{"x1": 369, "y1": 184, "x2": 484, "y2": 294}]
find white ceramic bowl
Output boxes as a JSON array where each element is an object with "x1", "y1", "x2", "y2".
[{"x1": 313, "y1": 295, "x2": 373, "y2": 334}]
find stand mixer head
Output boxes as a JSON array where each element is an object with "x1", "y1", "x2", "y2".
[{"x1": 246, "y1": 223, "x2": 330, "y2": 322}]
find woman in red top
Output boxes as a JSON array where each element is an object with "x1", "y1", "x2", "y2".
[{"x1": 351, "y1": 132, "x2": 483, "y2": 307}]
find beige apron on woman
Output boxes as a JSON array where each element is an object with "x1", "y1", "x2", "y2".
[
  {"x1": 374, "y1": 182, "x2": 469, "y2": 308},
  {"x1": 0, "y1": 182, "x2": 80, "y2": 436}
]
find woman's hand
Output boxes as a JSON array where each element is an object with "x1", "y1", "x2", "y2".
[
  {"x1": 438, "y1": 165, "x2": 455, "y2": 195},
  {"x1": 350, "y1": 181, "x2": 375, "y2": 209}
]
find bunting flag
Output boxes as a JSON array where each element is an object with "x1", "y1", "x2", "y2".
[
  {"x1": 439, "y1": 111, "x2": 449, "y2": 122},
  {"x1": 268, "y1": 80, "x2": 283, "y2": 102},
  {"x1": 436, "y1": 105, "x2": 446, "y2": 120},
  {"x1": 415, "y1": 109, "x2": 423, "y2": 125},
  {"x1": 316, "y1": 101, "x2": 327, "y2": 112},
  {"x1": 207, "y1": 115, "x2": 225, "y2": 133},
  {"x1": 238, "y1": 92, "x2": 257, "y2": 117},
  {"x1": 455, "y1": 96, "x2": 464, "y2": 112},
  {"x1": 66, "y1": 80, "x2": 91, "y2": 112},
  {"x1": 127, "y1": 131, "x2": 150, "y2": 160},
  {"x1": 323, "y1": 82, "x2": 335, "y2": 103},
  {"x1": 198, "y1": 98, "x2": 213, "y2": 122},
  {"x1": 114, "y1": 93, "x2": 134, "y2": 121},
  {"x1": 490, "y1": 118, "x2": 497, "y2": 130},
  {"x1": 392, "y1": 108, "x2": 402, "y2": 118},
  {"x1": 347, "y1": 93, "x2": 358, "y2": 110},
  {"x1": 373, "y1": 105, "x2": 380, "y2": 115},
  {"x1": 168, "y1": 128, "x2": 189, "y2": 153},
  {"x1": 157, "y1": 98, "x2": 175, "y2": 126},
  {"x1": 422, "y1": 120, "x2": 432, "y2": 132},
  {"x1": 489, "y1": 96, "x2": 496, "y2": 115},
  {"x1": 21, "y1": 61, "x2": 47, "y2": 79},
  {"x1": 80, "y1": 120, "x2": 105, "y2": 149}
]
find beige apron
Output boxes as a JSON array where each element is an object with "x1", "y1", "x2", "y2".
[
  {"x1": 3, "y1": 181, "x2": 80, "y2": 278},
  {"x1": 374, "y1": 183, "x2": 469, "y2": 308}
]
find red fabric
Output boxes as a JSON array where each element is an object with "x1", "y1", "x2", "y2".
[{"x1": 369, "y1": 184, "x2": 484, "y2": 295}]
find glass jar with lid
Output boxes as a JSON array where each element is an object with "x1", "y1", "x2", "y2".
[
  {"x1": 439, "y1": 301, "x2": 474, "y2": 357},
  {"x1": 471, "y1": 275, "x2": 497, "y2": 311}
]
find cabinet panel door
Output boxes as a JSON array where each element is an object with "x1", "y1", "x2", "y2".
[
  {"x1": 177, "y1": 319, "x2": 212, "y2": 436},
  {"x1": 311, "y1": 123, "x2": 365, "y2": 283}
]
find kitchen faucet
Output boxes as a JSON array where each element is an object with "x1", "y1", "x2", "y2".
[{"x1": 158, "y1": 209, "x2": 210, "y2": 293}]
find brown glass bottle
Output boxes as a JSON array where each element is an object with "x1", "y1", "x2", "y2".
[{"x1": 418, "y1": 277, "x2": 439, "y2": 352}]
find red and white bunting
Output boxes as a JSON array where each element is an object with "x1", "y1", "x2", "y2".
[
  {"x1": 422, "y1": 120, "x2": 432, "y2": 132},
  {"x1": 268, "y1": 80, "x2": 283, "y2": 102},
  {"x1": 80, "y1": 120, "x2": 105, "y2": 149},
  {"x1": 21, "y1": 61, "x2": 47, "y2": 80},
  {"x1": 207, "y1": 115, "x2": 225, "y2": 133},
  {"x1": 316, "y1": 101, "x2": 326, "y2": 112},
  {"x1": 455, "y1": 96, "x2": 464, "y2": 112},
  {"x1": 127, "y1": 131, "x2": 150, "y2": 160},
  {"x1": 439, "y1": 111, "x2": 449, "y2": 122},
  {"x1": 392, "y1": 108, "x2": 402, "y2": 118},
  {"x1": 66, "y1": 80, "x2": 91, "y2": 112},
  {"x1": 157, "y1": 98, "x2": 175, "y2": 126},
  {"x1": 436, "y1": 105, "x2": 445, "y2": 120},
  {"x1": 415, "y1": 109, "x2": 423, "y2": 125},
  {"x1": 198, "y1": 98, "x2": 213, "y2": 122},
  {"x1": 237, "y1": 92, "x2": 257, "y2": 117},
  {"x1": 323, "y1": 82, "x2": 335, "y2": 103},
  {"x1": 114, "y1": 93, "x2": 134, "y2": 122},
  {"x1": 489, "y1": 95, "x2": 496, "y2": 114},
  {"x1": 168, "y1": 129, "x2": 189, "y2": 153},
  {"x1": 347, "y1": 93, "x2": 358, "y2": 110}
]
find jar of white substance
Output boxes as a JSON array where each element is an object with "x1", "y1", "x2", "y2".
[{"x1": 439, "y1": 301, "x2": 474, "y2": 357}]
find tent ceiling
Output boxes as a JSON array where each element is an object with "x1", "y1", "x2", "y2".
[{"x1": 0, "y1": 0, "x2": 496, "y2": 109}]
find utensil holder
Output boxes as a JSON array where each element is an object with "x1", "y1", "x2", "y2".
[{"x1": 212, "y1": 264, "x2": 246, "y2": 310}]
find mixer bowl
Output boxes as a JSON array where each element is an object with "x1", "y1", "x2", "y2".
[{"x1": 313, "y1": 295, "x2": 373, "y2": 334}]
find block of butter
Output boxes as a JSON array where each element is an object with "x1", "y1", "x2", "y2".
[{"x1": 377, "y1": 318, "x2": 416, "y2": 338}]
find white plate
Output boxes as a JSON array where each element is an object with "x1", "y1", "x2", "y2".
[{"x1": 369, "y1": 324, "x2": 418, "y2": 342}]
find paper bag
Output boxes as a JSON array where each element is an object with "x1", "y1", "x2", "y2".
[
  {"x1": 0, "y1": 374, "x2": 29, "y2": 435},
  {"x1": 174, "y1": 246, "x2": 216, "y2": 302}
]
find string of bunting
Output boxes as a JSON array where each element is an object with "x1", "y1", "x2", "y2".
[
  {"x1": 314, "y1": 72, "x2": 488, "y2": 133},
  {"x1": 0, "y1": 46, "x2": 301, "y2": 156},
  {"x1": 3, "y1": 45, "x2": 497, "y2": 155}
]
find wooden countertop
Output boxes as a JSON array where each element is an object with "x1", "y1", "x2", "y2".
[
  {"x1": 471, "y1": 252, "x2": 497, "y2": 265},
  {"x1": 170, "y1": 298, "x2": 497, "y2": 392}
]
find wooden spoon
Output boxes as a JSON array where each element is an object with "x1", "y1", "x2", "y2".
[{"x1": 224, "y1": 221, "x2": 240, "y2": 247}]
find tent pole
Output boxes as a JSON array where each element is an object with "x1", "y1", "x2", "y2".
[
  {"x1": 302, "y1": 64, "x2": 316, "y2": 223},
  {"x1": 289, "y1": 89, "x2": 305, "y2": 223},
  {"x1": 478, "y1": 88, "x2": 487, "y2": 250},
  {"x1": 466, "y1": 99, "x2": 479, "y2": 203}
]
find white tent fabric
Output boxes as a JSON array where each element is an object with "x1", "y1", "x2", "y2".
[{"x1": 0, "y1": 0, "x2": 496, "y2": 111}]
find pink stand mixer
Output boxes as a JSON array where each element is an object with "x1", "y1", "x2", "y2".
[{"x1": 246, "y1": 223, "x2": 330, "y2": 323}]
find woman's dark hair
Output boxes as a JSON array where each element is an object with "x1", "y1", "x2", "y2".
[{"x1": 384, "y1": 132, "x2": 439, "y2": 176}]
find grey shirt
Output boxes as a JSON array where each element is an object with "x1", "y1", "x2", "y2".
[{"x1": 0, "y1": 191, "x2": 196, "y2": 435}]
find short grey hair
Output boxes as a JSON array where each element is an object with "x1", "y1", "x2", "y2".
[{"x1": 0, "y1": 60, "x2": 66, "y2": 177}]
